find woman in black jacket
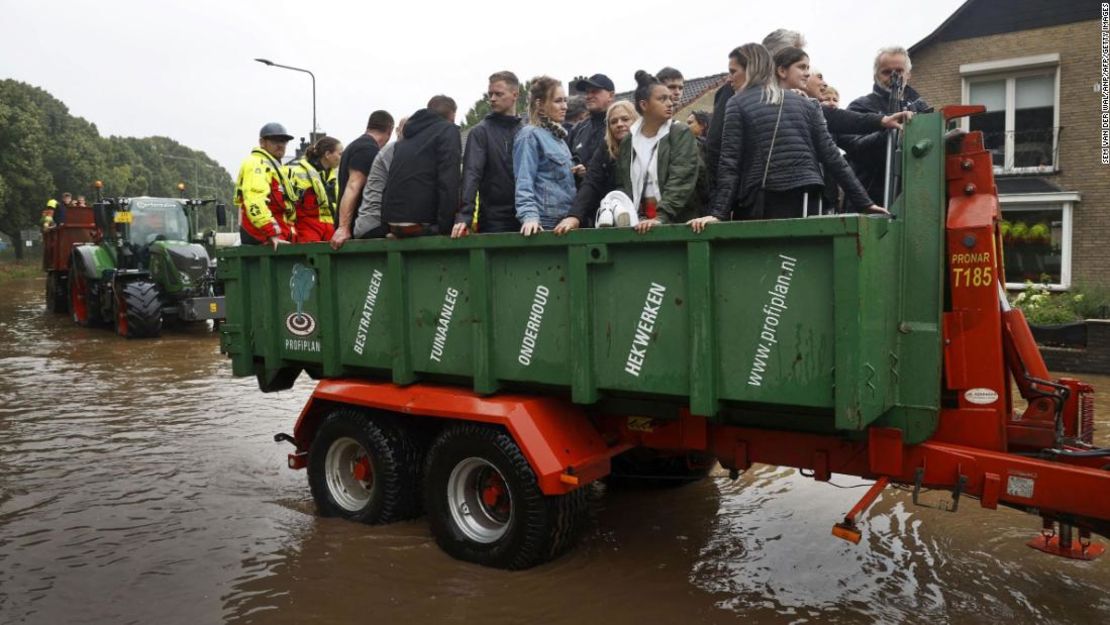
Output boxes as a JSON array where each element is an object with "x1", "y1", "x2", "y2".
[
  {"x1": 553, "y1": 100, "x2": 637, "y2": 234},
  {"x1": 690, "y1": 43, "x2": 885, "y2": 231}
]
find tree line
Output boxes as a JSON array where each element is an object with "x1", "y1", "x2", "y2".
[{"x1": 0, "y1": 79, "x2": 234, "y2": 258}]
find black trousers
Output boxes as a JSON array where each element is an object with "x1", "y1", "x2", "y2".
[{"x1": 758, "y1": 187, "x2": 824, "y2": 220}]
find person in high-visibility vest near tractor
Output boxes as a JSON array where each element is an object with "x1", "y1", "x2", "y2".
[
  {"x1": 236, "y1": 122, "x2": 297, "y2": 249},
  {"x1": 287, "y1": 136, "x2": 343, "y2": 243},
  {"x1": 41, "y1": 198, "x2": 58, "y2": 230}
]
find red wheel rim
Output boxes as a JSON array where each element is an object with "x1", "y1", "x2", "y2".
[
  {"x1": 115, "y1": 289, "x2": 128, "y2": 337},
  {"x1": 70, "y1": 273, "x2": 87, "y2": 324}
]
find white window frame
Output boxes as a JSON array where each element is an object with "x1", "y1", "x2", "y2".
[
  {"x1": 960, "y1": 54, "x2": 1061, "y2": 175},
  {"x1": 998, "y1": 191, "x2": 1077, "y2": 290}
]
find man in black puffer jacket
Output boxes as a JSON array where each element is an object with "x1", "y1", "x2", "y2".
[
  {"x1": 837, "y1": 46, "x2": 932, "y2": 207},
  {"x1": 381, "y1": 95, "x2": 462, "y2": 236},
  {"x1": 454, "y1": 72, "x2": 524, "y2": 236}
]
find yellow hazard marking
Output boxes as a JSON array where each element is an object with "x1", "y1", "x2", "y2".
[
  {"x1": 113, "y1": 211, "x2": 133, "y2": 224},
  {"x1": 209, "y1": 302, "x2": 218, "y2": 313}
]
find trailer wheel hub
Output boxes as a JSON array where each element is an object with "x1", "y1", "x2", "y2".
[
  {"x1": 324, "y1": 437, "x2": 375, "y2": 512},
  {"x1": 448, "y1": 457, "x2": 512, "y2": 543},
  {"x1": 352, "y1": 456, "x2": 372, "y2": 482}
]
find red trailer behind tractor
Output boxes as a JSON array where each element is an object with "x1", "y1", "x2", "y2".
[{"x1": 42, "y1": 194, "x2": 98, "y2": 314}]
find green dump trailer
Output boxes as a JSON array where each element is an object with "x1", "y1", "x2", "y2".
[
  {"x1": 220, "y1": 115, "x2": 943, "y2": 443},
  {"x1": 219, "y1": 111, "x2": 1110, "y2": 569}
]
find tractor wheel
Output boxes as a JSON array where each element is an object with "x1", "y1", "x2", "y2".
[
  {"x1": 68, "y1": 268, "x2": 96, "y2": 327},
  {"x1": 424, "y1": 424, "x2": 588, "y2": 570},
  {"x1": 307, "y1": 410, "x2": 424, "y2": 524},
  {"x1": 46, "y1": 272, "x2": 69, "y2": 314},
  {"x1": 114, "y1": 280, "x2": 162, "y2": 338},
  {"x1": 606, "y1": 449, "x2": 715, "y2": 489}
]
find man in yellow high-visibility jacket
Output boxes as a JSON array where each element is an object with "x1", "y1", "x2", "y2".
[{"x1": 236, "y1": 122, "x2": 297, "y2": 249}]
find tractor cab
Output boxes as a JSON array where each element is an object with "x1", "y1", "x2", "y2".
[{"x1": 128, "y1": 198, "x2": 189, "y2": 247}]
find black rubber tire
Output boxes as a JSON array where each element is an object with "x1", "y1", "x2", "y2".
[
  {"x1": 606, "y1": 449, "x2": 715, "y2": 489},
  {"x1": 307, "y1": 410, "x2": 424, "y2": 524},
  {"x1": 46, "y1": 272, "x2": 69, "y2": 314},
  {"x1": 424, "y1": 424, "x2": 588, "y2": 570},
  {"x1": 115, "y1": 280, "x2": 163, "y2": 338}
]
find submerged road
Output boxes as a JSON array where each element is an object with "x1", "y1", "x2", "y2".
[{"x1": 1, "y1": 275, "x2": 1108, "y2": 624}]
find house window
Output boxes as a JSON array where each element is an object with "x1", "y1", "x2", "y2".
[
  {"x1": 998, "y1": 196, "x2": 1075, "y2": 289},
  {"x1": 961, "y1": 55, "x2": 1060, "y2": 174}
]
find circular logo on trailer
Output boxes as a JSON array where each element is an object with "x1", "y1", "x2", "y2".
[
  {"x1": 286, "y1": 262, "x2": 318, "y2": 337},
  {"x1": 964, "y1": 388, "x2": 999, "y2": 405},
  {"x1": 286, "y1": 312, "x2": 317, "y2": 336}
]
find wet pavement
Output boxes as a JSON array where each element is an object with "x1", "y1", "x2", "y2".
[{"x1": 1, "y1": 275, "x2": 1108, "y2": 625}]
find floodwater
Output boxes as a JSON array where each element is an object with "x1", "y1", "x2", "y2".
[{"x1": 1, "y1": 274, "x2": 1108, "y2": 625}]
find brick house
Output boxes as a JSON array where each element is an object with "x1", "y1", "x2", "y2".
[{"x1": 909, "y1": 0, "x2": 1108, "y2": 289}]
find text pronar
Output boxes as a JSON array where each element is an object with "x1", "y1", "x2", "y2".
[
  {"x1": 748, "y1": 255, "x2": 798, "y2": 387},
  {"x1": 624, "y1": 282, "x2": 667, "y2": 377},
  {"x1": 430, "y1": 287, "x2": 459, "y2": 362},
  {"x1": 518, "y1": 285, "x2": 550, "y2": 366},
  {"x1": 352, "y1": 269, "x2": 384, "y2": 356}
]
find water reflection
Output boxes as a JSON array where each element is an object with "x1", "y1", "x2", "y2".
[{"x1": 1, "y1": 275, "x2": 1108, "y2": 625}]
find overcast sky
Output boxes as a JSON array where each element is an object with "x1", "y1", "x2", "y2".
[{"x1": 2, "y1": 0, "x2": 966, "y2": 178}]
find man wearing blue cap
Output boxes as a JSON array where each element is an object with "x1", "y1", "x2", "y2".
[{"x1": 567, "y1": 74, "x2": 615, "y2": 184}]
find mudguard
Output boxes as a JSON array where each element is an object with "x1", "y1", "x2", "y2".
[{"x1": 71, "y1": 244, "x2": 114, "y2": 280}]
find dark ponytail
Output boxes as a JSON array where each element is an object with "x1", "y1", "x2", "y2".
[
  {"x1": 633, "y1": 70, "x2": 661, "y2": 114},
  {"x1": 305, "y1": 136, "x2": 340, "y2": 163}
]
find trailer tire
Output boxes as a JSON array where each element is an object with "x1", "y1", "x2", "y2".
[
  {"x1": 46, "y1": 272, "x2": 69, "y2": 314},
  {"x1": 115, "y1": 280, "x2": 162, "y2": 338},
  {"x1": 308, "y1": 410, "x2": 423, "y2": 524},
  {"x1": 424, "y1": 424, "x2": 587, "y2": 570}
]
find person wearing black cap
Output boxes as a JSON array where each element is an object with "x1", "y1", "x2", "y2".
[
  {"x1": 235, "y1": 122, "x2": 298, "y2": 248},
  {"x1": 567, "y1": 74, "x2": 615, "y2": 182}
]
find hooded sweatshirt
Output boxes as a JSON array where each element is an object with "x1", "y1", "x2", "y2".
[{"x1": 381, "y1": 108, "x2": 462, "y2": 232}]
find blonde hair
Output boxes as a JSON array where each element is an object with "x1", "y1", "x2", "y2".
[
  {"x1": 604, "y1": 101, "x2": 639, "y2": 159},
  {"x1": 528, "y1": 75, "x2": 562, "y2": 126},
  {"x1": 741, "y1": 43, "x2": 783, "y2": 105}
]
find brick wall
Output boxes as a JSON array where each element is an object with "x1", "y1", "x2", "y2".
[
  {"x1": 911, "y1": 20, "x2": 1109, "y2": 286},
  {"x1": 1041, "y1": 320, "x2": 1110, "y2": 375}
]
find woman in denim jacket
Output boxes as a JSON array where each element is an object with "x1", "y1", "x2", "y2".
[{"x1": 513, "y1": 76, "x2": 576, "y2": 236}]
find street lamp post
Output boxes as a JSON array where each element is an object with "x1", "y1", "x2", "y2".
[{"x1": 254, "y1": 58, "x2": 316, "y2": 143}]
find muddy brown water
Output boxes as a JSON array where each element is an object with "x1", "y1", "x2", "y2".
[{"x1": 1, "y1": 275, "x2": 1108, "y2": 625}]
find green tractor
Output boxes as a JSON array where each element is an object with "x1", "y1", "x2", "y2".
[{"x1": 68, "y1": 196, "x2": 229, "y2": 338}]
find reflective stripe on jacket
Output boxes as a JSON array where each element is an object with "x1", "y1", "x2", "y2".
[
  {"x1": 287, "y1": 158, "x2": 336, "y2": 225},
  {"x1": 236, "y1": 148, "x2": 296, "y2": 242}
]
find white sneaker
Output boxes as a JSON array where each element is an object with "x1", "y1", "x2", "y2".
[
  {"x1": 595, "y1": 205, "x2": 615, "y2": 228},
  {"x1": 600, "y1": 191, "x2": 637, "y2": 228},
  {"x1": 614, "y1": 202, "x2": 637, "y2": 227}
]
